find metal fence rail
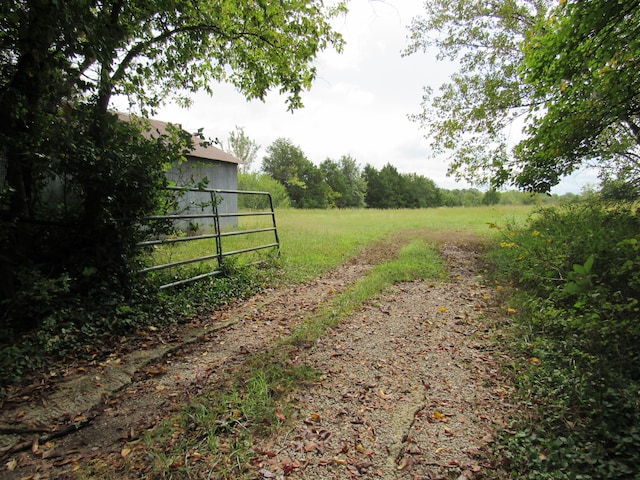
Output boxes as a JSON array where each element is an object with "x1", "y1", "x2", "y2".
[{"x1": 138, "y1": 187, "x2": 280, "y2": 290}]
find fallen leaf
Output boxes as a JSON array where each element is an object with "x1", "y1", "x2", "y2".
[
  {"x1": 275, "y1": 409, "x2": 286, "y2": 421},
  {"x1": 6, "y1": 458, "x2": 17, "y2": 471},
  {"x1": 120, "y1": 446, "x2": 131, "y2": 458},
  {"x1": 397, "y1": 455, "x2": 413, "y2": 471},
  {"x1": 433, "y1": 410, "x2": 445, "y2": 421},
  {"x1": 259, "y1": 468, "x2": 277, "y2": 478},
  {"x1": 303, "y1": 441, "x2": 318, "y2": 452},
  {"x1": 377, "y1": 388, "x2": 391, "y2": 400}
]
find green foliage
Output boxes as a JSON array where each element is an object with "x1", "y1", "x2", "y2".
[
  {"x1": 320, "y1": 155, "x2": 367, "y2": 208},
  {"x1": 237, "y1": 172, "x2": 291, "y2": 209},
  {"x1": 0, "y1": 0, "x2": 344, "y2": 349},
  {"x1": 407, "y1": 0, "x2": 640, "y2": 193},
  {"x1": 517, "y1": 0, "x2": 640, "y2": 192},
  {"x1": 226, "y1": 126, "x2": 260, "y2": 173},
  {"x1": 0, "y1": 260, "x2": 274, "y2": 390},
  {"x1": 261, "y1": 138, "x2": 330, "y2": 208},
  {"x1": 405, "y1": 0, "x2": 546, "y2": 188},
  {"x1": 482, "y1": 189, "x2": 501, "y2": 206},
  {"x1": 489, "y1": 200, "x2": 640, "y2": 478},
  {"x1": 363, "y1": 163, "x2": 441, "y2": 209}
]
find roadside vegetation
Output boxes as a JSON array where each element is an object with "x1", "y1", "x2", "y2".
[{"x1": 489, "y1": 199, "x2": 640, "y2": 479}]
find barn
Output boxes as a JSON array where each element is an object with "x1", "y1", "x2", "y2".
[{"x1": 120, "y1": 114, "x2": 242, "y2": 231}]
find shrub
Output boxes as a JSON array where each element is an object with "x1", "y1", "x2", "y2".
[
  {"x1": 490, "y1": 199, "x2": 640, "y2": 479},
  {"x1": 237, "y1": 172, "x2": 291, "y2": 209}
]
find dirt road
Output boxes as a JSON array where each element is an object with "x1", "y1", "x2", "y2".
[{"x1": 1, "y1": 234, "x2": 513, "y2": 479}]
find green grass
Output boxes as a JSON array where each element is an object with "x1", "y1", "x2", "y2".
[
  {"x1": 276, "y1": 206, "x2": 532, "y2": 282},
  {"x1": 287, "y1": 237, "x2": 443, "y2": 348},
  {"x1": 147, "y1": 206, "x2": 533, "y2": 285}
]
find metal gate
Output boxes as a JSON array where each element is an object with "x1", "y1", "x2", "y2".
[{"x1": 137, "y1": 187, "x2": 280, "y2": 290}]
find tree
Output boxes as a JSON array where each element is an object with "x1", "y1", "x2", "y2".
[
  {"x1": 408, "y1": 0, "x2": 640, "y2": 193},
  {"x1": 516, "y1": 0, "x2": 640, "y2": 192},
  {"x1": 227, "y1": 126, "x2": 260, "y2": 172},
  {"x1": 401, "y1": 173, "x2": 442, "y2": 208},
  {"x1": 406, "y1": 0, "x2": 548, "y2": 189},
  {"x1": 482, "y1": 189, "x2": 501, "y2": 206},
  {"x1": 320, "y1": 155, "x2": 367, "y2": 208},
  {"x1": 363, "y1": 163, "x2": 404, "y2": 209},
  {"x1": 262, "y1": 138, "x2": 330, "y2": 208},
  {"x1": 363, "y1": 164, "x2": 384, "y2": 208},
  {"x1": 0, "y1": 0, "x2": 344, "y2": 333}
]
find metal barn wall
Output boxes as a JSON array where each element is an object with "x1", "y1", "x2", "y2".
[{"x1": 166, "y1": 157, "x2": 239, "y2": 230}]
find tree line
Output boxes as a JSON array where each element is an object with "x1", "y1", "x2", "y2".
[{"x1": 233, "y1": 137, "x2": 579, "y2": 210}]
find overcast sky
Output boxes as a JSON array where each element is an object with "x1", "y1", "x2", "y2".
[{"x1": 118, "y1": 0, "x2": 595, "y2": 194}]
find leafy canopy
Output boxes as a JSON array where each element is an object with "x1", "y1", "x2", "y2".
[
  {"x1": 0, "y1": 0, "x2": 345, "y2": 334},
  {"x1": 407, "y1": 0, "x2": 640, "y2": 192},
  {"x1": 517, "y1": 0, "x2": 640, "y2": 191},
  {"x1": 405, "y1": 0, "x2": 547, "y2": 189}
]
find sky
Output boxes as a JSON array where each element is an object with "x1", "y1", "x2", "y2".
[{"x1": 117, "y1": 0, "x2": 596, "y2": 194}]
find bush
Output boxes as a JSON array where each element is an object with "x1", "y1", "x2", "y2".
[
  {"x1": 490, "y1": 199, "x2": 640, "y2": 479},
  {"x1": 238, "y1": 172, "x2": 291, "y2": 209},
  {"x1": 0, "y1": 257, "x2": 278, "y2": 394}
]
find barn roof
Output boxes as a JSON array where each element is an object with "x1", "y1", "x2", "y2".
[{"x1": 118, "y1": 113, "x2": 242, "y2": 165}]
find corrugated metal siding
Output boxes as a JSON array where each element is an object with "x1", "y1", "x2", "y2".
[{"x1": 166, "y1": 157, "x2": 239, "y2": 230}]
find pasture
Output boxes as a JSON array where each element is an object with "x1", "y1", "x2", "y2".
[{"x1": 149, "y1": 205, "x2": 534, "y2": 286}]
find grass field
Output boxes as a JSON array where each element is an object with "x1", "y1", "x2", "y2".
[{"x1": 148, "y1": 205, "x2": 534, "y2": 286}]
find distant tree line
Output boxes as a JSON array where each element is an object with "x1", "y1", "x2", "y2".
[{"x1": 238, "y1": 137, "x2": 581, "y2": 209}]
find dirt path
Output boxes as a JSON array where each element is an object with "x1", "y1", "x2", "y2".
[
  {"x1": 1, "y1": 234, "x2": 513, "y2": 479},
  {"x1": 251, "y1": 243, "x2": 512, "y2": 480}
]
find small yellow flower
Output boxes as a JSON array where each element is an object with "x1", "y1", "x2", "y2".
[
  {"x1": 532, "y1": 230, "x2": 540, "y2": 236},
  {"x1": 507, "y1": 307, "x2": 517, "y2": 314},
  {"x1": 439, "y1": 307, "x2": 447, "y2": 313}
]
